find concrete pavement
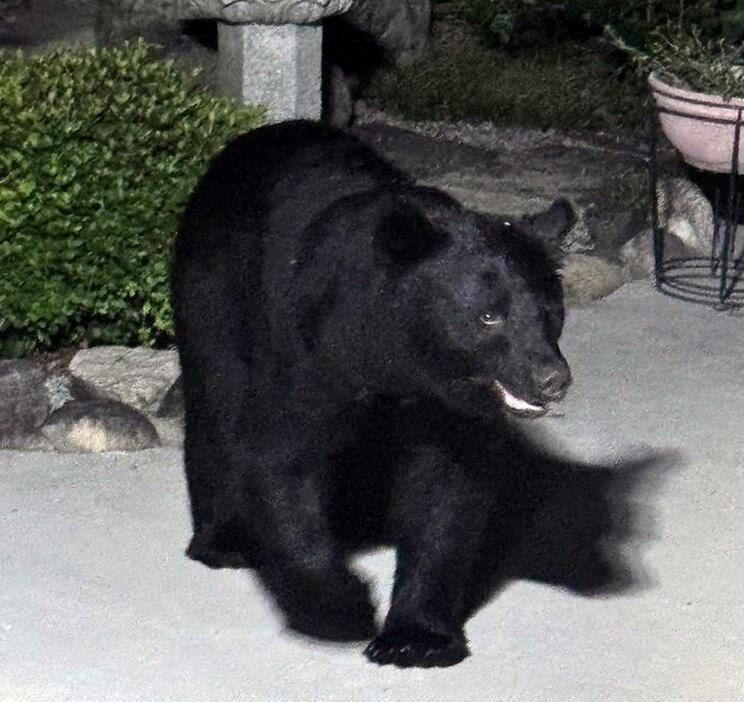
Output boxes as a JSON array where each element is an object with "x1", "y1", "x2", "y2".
[{"x1": 1, "y1": 282, "x2": 743, "y2": 701}]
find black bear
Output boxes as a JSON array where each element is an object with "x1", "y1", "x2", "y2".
[{"x1": 171, "y1": 120, "x2": 572, "y2": 668}]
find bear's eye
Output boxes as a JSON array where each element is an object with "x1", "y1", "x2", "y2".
[{"x1": 479, "y1": 312, "x2": 505, "y2": 327}]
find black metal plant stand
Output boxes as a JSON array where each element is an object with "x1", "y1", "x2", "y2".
[{"x1": 650, "y1": 95, "x2": 744, "y2": 309}]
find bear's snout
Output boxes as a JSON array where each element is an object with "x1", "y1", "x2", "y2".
[{"x1": 533, "y1": 358, "x2": 571, "y2": 402}]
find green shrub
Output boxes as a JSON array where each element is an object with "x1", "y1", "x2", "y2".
[{"x1": 0, "y1": 41, "x2": 264, "y2": 358}]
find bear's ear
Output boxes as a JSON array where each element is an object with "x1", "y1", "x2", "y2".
[
  {"x1": 373, "y1": 205, "x2": 451, "y2": 266},
  {"x1": 515, "y1": 198, "x2": 575, "y2": 263}
]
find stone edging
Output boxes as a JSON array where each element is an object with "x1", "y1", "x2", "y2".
[{"x1": 0, "y1": 347, "x2": 183, "y2": 453}]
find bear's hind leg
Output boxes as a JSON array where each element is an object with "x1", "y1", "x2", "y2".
[
  {"x1": 182, "y1": 412, "x2": 257, "y2": 569},
  {"x1": 244, "y1": 433, "x2": 378, "y2": 642},
  {"x1": 180, "y1": 336, "x2": 375, "y2": 637},
  {"x1": 185, "y1": 518, "x2": 256, "y2": 570}
]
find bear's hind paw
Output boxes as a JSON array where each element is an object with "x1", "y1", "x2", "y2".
[{"x1": 186, "y1": 532, "x2": 254, "y2": 569}]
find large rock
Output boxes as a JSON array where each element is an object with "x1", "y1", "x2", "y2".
[
  {"x1": 0, "y1": 430, "x2": 55, "y2": 452},
  {"x1": 343, "y1": 0, "x2": 430, "y2": 59},
  {"x1": 43, "y1": 374, "x2": 77, "y2": 412},
  {"x1": 0, "y1": 361, "x2": 51, "y2": 441},
  {"x1": 156, "y1": 376, "x2": 184, "y2": 418},
  {"x1": 656, "y1": 177, "x2": 715, "y2": 256},
  {"x1": 68, "y1": 347, "x2": 180, "y2": 414},
  {"x1": 561, "y1": 253, "x2": 629, "y2": 307},
  {"x1": 40, "y1": 399, "x2": 160, "y2": 453},
  {"x1": 150, "y1": 416, "x2": 184, "y2": 448},
  {"x1": 620, "y1": 227, "x2": 699, "y2": 280},
  {"x1": 620, "y1": 229, "x2": 656, "y2": 280}
]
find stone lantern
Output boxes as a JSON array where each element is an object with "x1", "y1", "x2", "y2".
[{"x1": 177, "y1": 0, "x2": 354, "y2": 121}]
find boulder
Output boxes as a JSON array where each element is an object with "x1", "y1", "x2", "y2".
[
  {"x1": 343, "y1": 0, "x2": 430, "y2": 60},
  {"x1": 561, "y1": 253, "x2": 629, "y2": 306},
  {"x1": 40, "y1": 399, "x2": 160, "y2": 453},
  {"x1": 620, "y1": 230, "x2": 656, "y2": 280},
  {"x1": 620, "y1": 227, "x2": 693, "y2": 280},
  {"x1": 68, "y1": 347, "x2": 180, "y2": 414},
  {"x1": 156, "y1": 376, "x2": 184, "y2": 418},
  {"x1": 656, "y1": 177, "x2": 715, "y2": 256},
  {"x1": 0, "y1": 361, "x2": 51, "y2": 441}
]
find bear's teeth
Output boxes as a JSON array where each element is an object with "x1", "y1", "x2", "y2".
[{"x1": 493, "y1": 381, "x2": 544, "y2": 413}]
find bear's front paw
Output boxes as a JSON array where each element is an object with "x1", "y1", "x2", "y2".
[{"x1": 364, "y1": 626, "x2": 470, "y2": 668}]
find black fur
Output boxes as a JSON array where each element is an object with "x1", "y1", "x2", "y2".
[{"x1": 171, "y1": 121, "x2": 582, "y2": 667}]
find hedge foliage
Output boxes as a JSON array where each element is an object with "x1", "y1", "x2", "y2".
[{"x1": 0, "y1": 41, "x2": 264, "y2": 358}]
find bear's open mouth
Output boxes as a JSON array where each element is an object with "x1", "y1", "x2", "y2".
[{"x1": 492, "y1": 380, "x2": 547, "y2": 416}]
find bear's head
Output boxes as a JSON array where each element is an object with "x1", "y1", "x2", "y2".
[{"x1": 375, "y1": 190, "x2": 571, "y2": 418}]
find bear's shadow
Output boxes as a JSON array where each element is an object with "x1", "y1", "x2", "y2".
[{"x1": 327, "y1": 395, "x2": 669, "y2": 622}]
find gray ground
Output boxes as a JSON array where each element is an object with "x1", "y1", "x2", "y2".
[
  {"x1": 2, "y1": 282, "x2": 743, "y2": 702},
  {"x1": 353, "y1": 110, "x2": 648, "y2": 218}
]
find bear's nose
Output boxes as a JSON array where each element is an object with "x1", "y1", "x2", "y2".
[{"x1": 533, "y1": 362, "x2": 571, "y2": 400}]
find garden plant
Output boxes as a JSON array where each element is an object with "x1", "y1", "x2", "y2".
[{"x1": 0, "y1": 41, "x2": 264, "y2": 358}]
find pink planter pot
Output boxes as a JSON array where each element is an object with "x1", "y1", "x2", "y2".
[{"x1": 649, "y1": 71, "x2": 744, "y2": 173}]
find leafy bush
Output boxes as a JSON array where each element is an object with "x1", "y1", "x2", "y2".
[{"x1": 0, "y1": 41, "x2": 264, "y2": 358}]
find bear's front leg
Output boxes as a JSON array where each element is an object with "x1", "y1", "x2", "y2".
[{"x1": 365, "y1": 448, "x2": 489, "y2": 668}]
